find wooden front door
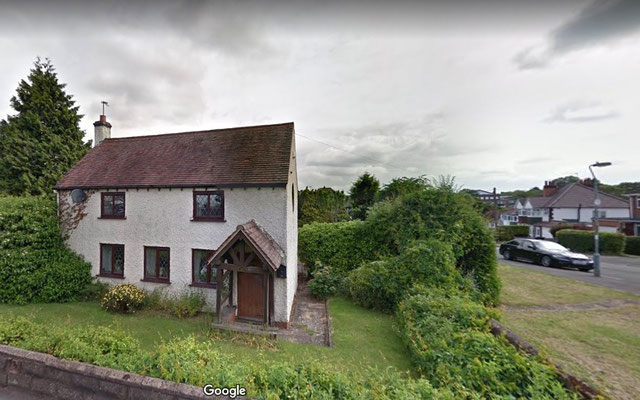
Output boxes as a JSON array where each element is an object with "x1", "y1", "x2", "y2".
[{"x1": 237, "y1": 272, "x2": 264, "y2": 320}]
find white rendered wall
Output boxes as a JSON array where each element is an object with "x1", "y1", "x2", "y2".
[
  {"x1": 552, "y1": 207, "x2": 629, "y2": 223},
  {"x1": 59, "y1": 186, "x2": 293, "y2": 322},
  {"x1": 284, "y1": 134, "x2": 299, "y2": 323}
]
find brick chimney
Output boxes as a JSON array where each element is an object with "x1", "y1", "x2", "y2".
[
  {"x1": 93, "y1": 114, "x2": 112, "y2": 147},
  {"x1": 543, "y1": 180, "x2": 558, "y2": 197}
]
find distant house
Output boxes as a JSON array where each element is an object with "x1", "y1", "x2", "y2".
[
  {"x1": 470, "y1": 188, "x2": 515, "y2": 208},
  {"x1": 498, "y1": 208, "x2": 518, "y2": 226},
  {"x1": 599, "y1": 193, "x2": 640, "y2": 236},
  {"x1": 510, "y1": 180, "x2": 629, "y2": 239},
  {"x1": 54, "y1": 115, "x2": 298, "y2": 328}
]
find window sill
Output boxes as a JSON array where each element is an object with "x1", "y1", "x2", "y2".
[
  {"x1": 97, "y1": 274, "x2": 125, "y2": 279},
  {"x1": 98, "y1": 216, "x2": 126, "y2": 220},
  {"x1": 191, "y1": 218, "x2": 226, "y2": 223},
  {"x1": 140, "y1": 278, "x2": 171, "y2": 284},
  {"x1": 190, "y1": 283, "x2": 217, "y2": 289}
]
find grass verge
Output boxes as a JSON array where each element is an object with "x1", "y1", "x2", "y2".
[{"x1": 499, "y1": 263, "x2": 640, "y2": 400}]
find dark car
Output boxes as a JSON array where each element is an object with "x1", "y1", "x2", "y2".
[{"x1": 499, "y1": 239, "x2": 594, "y2": 271}]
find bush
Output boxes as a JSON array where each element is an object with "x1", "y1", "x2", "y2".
[
  {"x1": 144, "y1": 289, "x2": 205, "y2": 318},
  {"x1": 397, "y1": 290, "x2": 575, "y2": 399},
  {"x1": 550, "y1": 223, "x2": 592, "y2": 238},
  {"x1": 101, "y1": 284, "x2": 146, "y2": 313},
  {"x1": 0, "y1": 196, "x2": 92, "y2": 304},
  {"x1": 308, "y1": 265, "x2": 341, "y2": 300},
  {"x1": 365, "y1": 189, "x2": 501, "y2": 305},
  {"x1": 298, "y1": 220, "x2": 379, "y2": 275},
  {"x1": 495, "y1": 225, "x2": 530, "y2": 241},
  {"x1": 347, "y1": 239, "x2": 466, "y2": 312},
  {"x1": 626, "y1": 236, "x2": 640, "y2": 256},
  {"x1": 556, "y1": 229, "x2": 626, "y2": 255}
]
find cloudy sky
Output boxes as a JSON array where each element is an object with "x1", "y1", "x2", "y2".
[{"x1": 1, "y1": 0, "x2": 639, "y2": 191}]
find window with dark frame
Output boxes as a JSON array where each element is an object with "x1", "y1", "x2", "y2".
[
  {"x1": 193, "y1": 191, "x2": 224, "y2": 221},
  {"x1": 192, "y1": 249, "x2": 216, "y2": 287},
  {"x1": 143, "y1": 247, "x2": 170, "y2": 282},
  {"x1": 101, "y1": 192, "x2": 125, "y2": 218},
  {"x1": 100, "y1": 244, "x2": 124, "y2": 277}
]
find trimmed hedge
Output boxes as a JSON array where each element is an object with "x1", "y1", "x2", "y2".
[
  {"x1": 626, "y1": 236, "x2": 640, "y2": 256},
  {"x1": 397, "y1": 289, "x2": 576, "y2": 399},
  {"x1": 0, "y1": 196, "x2": 92, "y2": 304},
  {"x1": 495, "y1": 225, "x2": 530, "y2": 242},
  {"x1": 556, "y1": 229, "x2": 626, "y2": 255},
  {"x1": 298, "y1": 220, "x2": 379, "y2": 275}
]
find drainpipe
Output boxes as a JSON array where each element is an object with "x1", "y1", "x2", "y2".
[{"x1": 577, "y1": 203, "x2": 581, "y2": 222}]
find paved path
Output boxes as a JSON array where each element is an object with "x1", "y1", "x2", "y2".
[
  {"x1": 279, "y1": 280, "x2": 330, "y2": 346},
  {"x1": 498, "y1": 249, "x2": 640, "y2": 294}
]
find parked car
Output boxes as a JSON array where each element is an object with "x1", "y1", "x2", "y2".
[{"x1": 499, "y1": 239, "x2": 594, "y2": 271}]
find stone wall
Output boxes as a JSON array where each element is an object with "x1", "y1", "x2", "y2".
[{"x1": 0, "y1": 345, "x2": 246, "y2": 400}]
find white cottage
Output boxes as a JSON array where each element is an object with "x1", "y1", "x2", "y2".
[{"x1": 54, "y1": 115, "x2": 298, "y2": 328}]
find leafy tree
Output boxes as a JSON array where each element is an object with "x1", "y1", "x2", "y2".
[
  {"x1": 348, "y1": 172, "x2": 380, "y2": 220},
  {"x1": 551, "y1": 175, "x2": 579, "y2": 188},
  {"x1": 298, "y1": 187, "x2": 349, "y2": 226},
  {"x1": 0, "y1": 58, "x2": 90, "y2": 195},
  {"x1": 377, "y1": 175, "x2": 429, "y2": 201}
]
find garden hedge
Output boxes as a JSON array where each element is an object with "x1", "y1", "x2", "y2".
[
  {"x1": 0, "y1": 196, "x2": 91, "y2": 304},
  {"x1": 556, "y1": 229, "x2": 625, "y2": 255},
  {"x1": 625, "y1": 236, "x2": 640, "y2": 256},
  {"x1": 298, "y1": 220, "x2": 379, "y2": 275},
  {"x1": 365, "y1": 189, "x2": 501, "y2": 305},
  {"x1": 495, "y1": 225, "x2": 530, "y2": 242},
  {"x1": 396, "y1": 289, "x2": 576, "y2": 399}
]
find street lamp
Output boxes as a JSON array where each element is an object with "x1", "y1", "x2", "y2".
[{"x1": 589, "y1": 161, "x2": 612, "y2": 277}]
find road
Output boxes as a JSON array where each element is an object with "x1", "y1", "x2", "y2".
[{"x1": 498, "y1": 249, "x2": 640, "y2": 294}]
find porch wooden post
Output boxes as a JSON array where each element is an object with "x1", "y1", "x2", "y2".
[
  {"x1": 216, "y1": 266, "x2": 223, "y2": 323},
  {"x1": 263, "y1": 271, "x2": 269, "y2": 325}
]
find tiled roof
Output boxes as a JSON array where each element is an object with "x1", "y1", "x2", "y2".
[
  {"x1": 55, "y1": 122, "x2": 294, "y2": 189},
  {"x1": 209, "y1": 220, "x2": 284, "y2": 271},
  {"x1": 527, "y1": 197, "x2": 549, "y2": 208},
  {"x1": 544, "y1": 183, "x2": 628, "y2": 208}
]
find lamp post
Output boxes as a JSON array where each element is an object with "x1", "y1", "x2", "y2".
[{"x1": 589, "y1": 161, "x2": 612, "y2": 277}]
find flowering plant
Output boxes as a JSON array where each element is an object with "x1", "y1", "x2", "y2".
[{"x1": 101, "y1": 284, "x2": 146, "y2": 313}]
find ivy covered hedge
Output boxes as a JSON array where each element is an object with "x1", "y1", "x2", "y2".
[
  {"x1": 626, "y1": 236, "x2": 640, "y2": 256},
  {"x1": 397, "y1": 289, "x2": 576, "y2": 399},
  {"x1": 0, "y1": 196, "x2": 91, "y2": 304},
  {"x1": 556, "y1": 229, "x2": 626, "y2": 255}
]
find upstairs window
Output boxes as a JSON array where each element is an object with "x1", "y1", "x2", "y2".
[
  {"x1": 193, "y1": 191, "x2": 224, "y2": 221},
  {"x1": 101, "y1": 192, "x2": 125, "y2": 218},
  {"x1": 192, "y1": 249, "x2": 216, "y2": 287},
  {"x1": 144, "y1": 247, "x2": 170, "y2": 282},
  {"x1": 100, "y1": 244, "x2": 124, "y2": 278}
]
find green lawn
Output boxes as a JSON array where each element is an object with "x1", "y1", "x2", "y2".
[
  {"x1": 0, "y1": 296, "x2": 411, "y2": 375},
  {"x1": 499, "y1": 263, "x2": 640, "y2": 400},
  {"x1": 499, "y1": 263, "x2": 639, "y2": 306}
]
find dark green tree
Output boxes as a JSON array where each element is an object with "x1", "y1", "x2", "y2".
[
  {"x1": 298, "y1": 186, "x2": 350, "y2": 226},
  {"x1": 349, "y1": 172, "x2": 380, "y2": 220},
  {"x1": 0, "y1": 58, "x2": 90, "y2": 195},
  {"x1": 377, "y1": 175, "x2": 429, "y2": 202}
]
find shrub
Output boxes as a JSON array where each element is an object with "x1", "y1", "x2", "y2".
[
  {"x1": 144, "y1": 289, "x2": 205, "y2": 318},
  {"x1": 347, "y1": 239, "x2": 466, "y2": 312},
  {"x1": 0, "y1": 196, "x2": 92, "y2": 304},
  {"x1": 308, "y1": 265, "x2": 341, "y2": 300},
  {"x1": 365, "y1": 189, "x2": 501, "y2": 305},
  {"x1": 397, "y1": 290, "x2": 575, "y2": 399},
  {"x1": 626, "y1": 236, "x2": 640, "y2": 255},
  {"x1": 495, "y1": 225, "x2": 530, "y2": 241},
  {"x1": 298, "y1": 220, "x2": 379, "y2": 275},
  {"x1": 550, "y1": 223, "x2": 592, "y2": 238},
  {"x1": 101, "y1": 284, "x2": 146, "y2": 313},
  {"x1": 556, "y1": 229, "x2": 626, "y2": 255},
  {"x1": 80, "y1": 280, "x2": 111, "y2": 301}
]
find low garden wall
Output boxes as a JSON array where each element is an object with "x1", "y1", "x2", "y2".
[{"x1": 0, "y1": 345, "x2": 243, "y2": 400}]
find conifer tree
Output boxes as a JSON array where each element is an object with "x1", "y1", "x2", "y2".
[{"x1": 0, "y1": 58, "x2": 90, "y2": 195}]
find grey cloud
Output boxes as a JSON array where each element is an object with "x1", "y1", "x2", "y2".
[
  {"x1": 515, "y1": 0, "x2": 640, "y2": 69},
  {"x1": 544, "y1": 101, "x2": 619, "y2": 123}
]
